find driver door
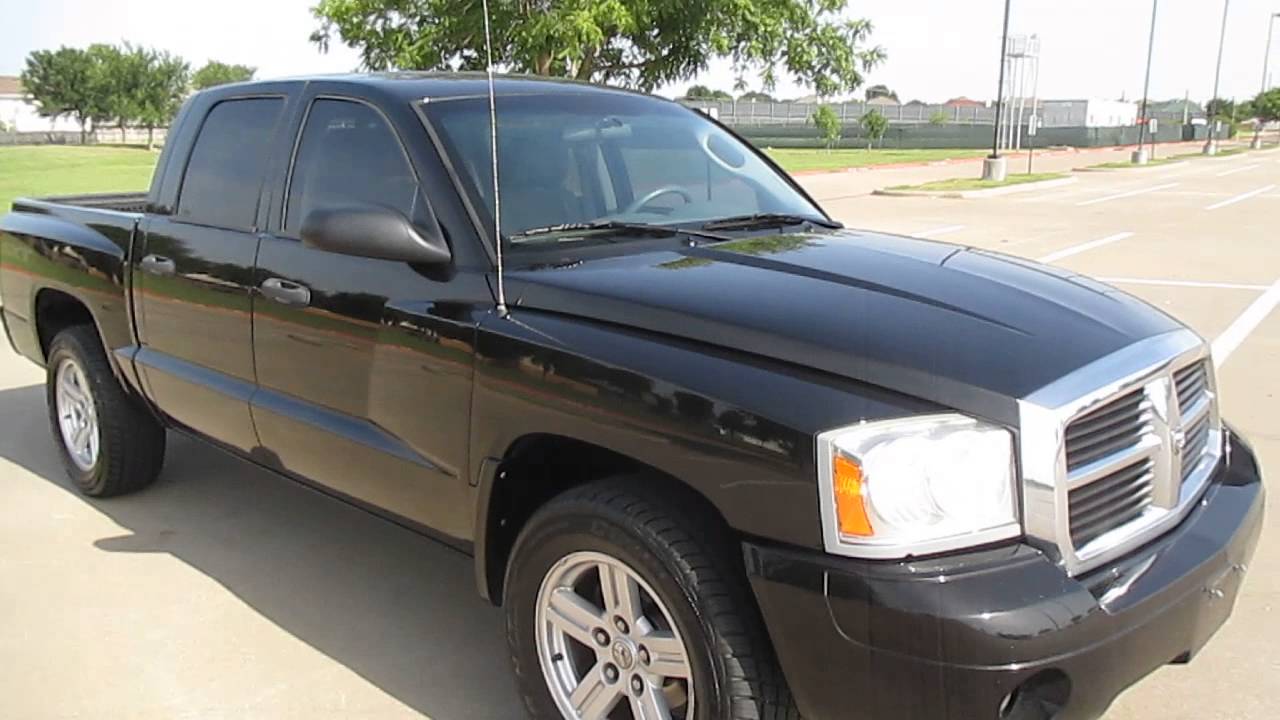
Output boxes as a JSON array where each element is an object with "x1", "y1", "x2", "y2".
[{"x1": 249, "y1": 94, "x2": 477, "y2": 538}]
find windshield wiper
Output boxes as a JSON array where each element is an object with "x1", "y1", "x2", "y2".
[
  {"x1": 508, "y1": 220, "x2": 730, "y2": 244},
  {"x1": 700, "y1": 213, "x2": 842, "y2": 232}
]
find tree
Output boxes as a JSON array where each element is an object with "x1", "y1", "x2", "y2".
[
  {"x1": 1251, "y1": 88, "x2": 1280, "y2": 145},
  {"x1": 1205, "y1": 97, "x2": 1234, "y2": 121},
  {"x1": 812, "y1": 105, "x2": 841, "y2": 150},
  {"x1": 90, "y1": 43, "x2": 152, "y2": 143},
  {"x1": 138, "y1": 51, "x2": 190, "y2": 149},
  {"x1": 684, "y1": 85, "x2": 733, "y2": 101},
  {"x1": 20, "y1": 47, "x2": 99, "y2": 142},
  {"x1": 928, "y1": 110, "x2": 949, "y2": 125},
  {"x1": 311, "y1": 0, "x2": 885, "y2": 96},
  {"x1": 739, "y1": 91, "x2": 776, "y2": 102},
  {"x1": 864, "y1": 83, "x2": 898, "y2": 102},
  {"x1": 860, "y1": 109, "x2": 888, "y2": 149},
  {"x1": 192, "y1": 61, "x2": 255, "y2": 90}
]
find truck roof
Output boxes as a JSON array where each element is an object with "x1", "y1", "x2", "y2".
[{"x1": 202, "y1": 71, "x2": 654, "y2": 103}]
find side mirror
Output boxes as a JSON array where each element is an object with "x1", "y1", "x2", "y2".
[{"x1": 300, "y1": 206, "x2": 451, "y2": 265}]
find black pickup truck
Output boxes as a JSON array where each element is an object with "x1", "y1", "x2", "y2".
[{"x1": 0, "y1": 74, "x2": 1265, "y2": 720}]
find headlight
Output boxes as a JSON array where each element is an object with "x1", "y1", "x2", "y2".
[{"x1": 816, "y1": 414, "x2": 1020, "y2": 559}]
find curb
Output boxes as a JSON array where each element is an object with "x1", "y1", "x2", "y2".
[
  {"x1": 873, "y1": 176, "x2": 1078, "y2": 199},
  {"x1": 1075, "y1": 160, "x2": 1189, "y2": 173}
]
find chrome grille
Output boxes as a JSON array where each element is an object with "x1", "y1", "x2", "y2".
[
  {"x1": 1068, "y1": 458, "x2": 1154, "y2": 547},
  {"x1": 1174, "y1": 361, "x2": 1208, "y2": 412},
  {"x1": 1181, "y1": 413, "x2": 1212, "y2": 482},
  {"x1": 1064, "y1": 388, "x2": 1151, "y2": 472},
  {"x1": 1018, "y1": 330, "x2": 1223, "y2": 577}
]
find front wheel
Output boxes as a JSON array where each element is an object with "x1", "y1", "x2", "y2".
[{"x1": 504, "y1": 478, "x2": 801, "y2": 720}]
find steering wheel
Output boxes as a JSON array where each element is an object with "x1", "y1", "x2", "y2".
[{"x1": 622, "y1": 185, "x2": 695, "y2": 215}]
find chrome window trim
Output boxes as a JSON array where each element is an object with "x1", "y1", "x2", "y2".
[
  {"x1": 815, "y1": 415, "x2": 1022, "y2": 560},
  {"x1": 1018, "y1": 328, "x2": 1222, "y2": 576}
]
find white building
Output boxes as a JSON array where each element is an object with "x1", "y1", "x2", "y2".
[
  {"x1": 0, "y1": 76, "x2": 84, "y2": 133},
  {"x1": 1039, "y1": 99, "x2": 1139, "y2": 128}
]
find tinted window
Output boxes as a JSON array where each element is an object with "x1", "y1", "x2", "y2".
[
  {"x1": 425, "y1": 93, "x2": 822, "y2": 245},
  {"x1": 176, "y1": 98, "x2": 284, "y2": 229},
  {"x1": 285, "y1": 99, "x2": 420, "y2": 233}
]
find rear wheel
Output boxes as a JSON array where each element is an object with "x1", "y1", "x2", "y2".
[
  {"x1": 45, "y1": 325, "x2": 165, "y2": 497},
  {"x1": 504, "y1": 478, "x2": 801, "y2": 720}
]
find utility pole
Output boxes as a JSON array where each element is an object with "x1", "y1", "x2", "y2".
[
  {"x1": 1204, "y1": 0, "x2": 1230, "y2": 155},
  {"x1": 1133, "y1": 0, "x2": 1159, "y2": 164},
  {"x1": 1256, "y1": 13, "x2": 1279, "y2": 148},
  {"x1": 983, "y1": 0, "x2": 1014, "y2": 181}
]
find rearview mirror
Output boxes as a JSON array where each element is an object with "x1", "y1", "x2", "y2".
[{"x1": 300, "y1": 206, "x2": 451, "y2": 265}]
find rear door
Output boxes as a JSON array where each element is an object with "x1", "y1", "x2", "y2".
[
  {"x1": 134, "y1": 93, "x2": 289, "y2": 452},
  {"x1": 248, "y1": 91, "x2": 482, "y2": 538}
]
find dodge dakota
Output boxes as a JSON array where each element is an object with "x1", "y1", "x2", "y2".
[{"x1": 0, "y1": 74, "x2": 1265, "y2": 720}]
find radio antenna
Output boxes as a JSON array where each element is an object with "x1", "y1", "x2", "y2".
[{"x1": 481, "y1": 0, "x2": 507, "y2": 316}]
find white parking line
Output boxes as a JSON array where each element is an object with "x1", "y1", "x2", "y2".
[
  {"x1": 1215, "y1": 164, "x2": 1260, "y2": 177},
  {"x1": 917, "y1": 224, "x2": 965, "y2": 238},
  {"x1": 1038, "y1": 232, "x2": 1135, "y2": 263},
  {"x1": 1076, "y1": 183, "x2": 1179, "y2": 206},
  {"x1": 1212, "y1": 278, "x2": 1280, "y2": 368},
  {"x1": 1097, "y1": 277, "x2": 1272, "y2": 291},
  {"x1": 1205, "y1": 184, "x2": 1277, "y2": 210}
]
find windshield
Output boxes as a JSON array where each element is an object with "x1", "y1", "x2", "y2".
[{"x1": 421, "y1": 92, "x2": 827, "y2": 248}]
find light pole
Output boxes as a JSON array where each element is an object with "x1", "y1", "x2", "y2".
[
  {"x1": 1133, "y1": 0, "x2": 1160, "y2": 165},
  {"x1": 983, "y1": 0, "x2": 1015, "y2": 181},
  {"x1": 1204, "y1": 0, "x2": 1230, "y2": 155},
  {"x1": 1256, "y1": 13, "x2": 1279, "y2": 149},
  {"x1": 1264, "y1": 13, "x2": 1279, "y2": 94}
]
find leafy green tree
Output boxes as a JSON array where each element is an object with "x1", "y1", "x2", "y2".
[
  {"x1": 139, "y1": 51, "x2": 190, "y2": 149},
  {"x1": 739, "y1": 91, "x2": 775, "y2": 102},
  {"x1": 812, "y1": 105, "x2": 841, "y2": 150},
  {"x1": 89, "y1": 43, "x2": 154, "y2": 143},
  {"x1": 311, "y1": 0, "x2": 885, "y2": 95},
  {"x1": 929, "y1": 109, "x2": 949, "y2": 125},
  {"x1": 685, "y1": 85, "x2": 733, "y2": 101},
  {"x1": 864, "y1": 83, "x2": 897, "y2": 102},
  {"x1": 860, "y1": 109, "x2": 888, "y2": 149},
  {"x1": 20, "y1": 47, "x2": 99, "y2": 142},
  {"x1": 1251, "y1": 88, "x2": 1280, "y2": 145},
  {"x1": 192, "y1": 61, "x2": 255, "y2": 90},
  {"x1": 1205, "y1": 97, "x2": 1234, "y2": 121}
]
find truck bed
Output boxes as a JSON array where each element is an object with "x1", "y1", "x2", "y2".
[{"x1": 26, "y1": 192, "x2": 149, "y2": 214}]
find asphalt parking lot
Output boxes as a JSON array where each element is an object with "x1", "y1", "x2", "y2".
[{"x1": 1, "y1": 145, "x2": 1277, "y2": 719}]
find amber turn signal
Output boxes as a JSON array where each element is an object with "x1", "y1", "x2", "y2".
[{"x1": 833, "y1": 454, "x2": 873, "y2": 537}]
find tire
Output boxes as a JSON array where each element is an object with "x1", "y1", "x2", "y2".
[
  {"x1": 504, "y1": 477, "x2": 801, "y2": 720},
  {"x1": 45, "y1": 324, "x2": 166, "y2": 497}
]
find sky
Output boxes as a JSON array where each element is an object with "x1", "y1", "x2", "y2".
[{"x1": 2, "y1": 0, "x2": 1278, "y2": 104}]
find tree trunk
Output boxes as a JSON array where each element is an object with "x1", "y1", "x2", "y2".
[
  {"x1": 79, "y1": 119, "x2": 87, "y2": 145},
  {"x1": 147, "y1": 126, "x2": 155, "y2": 151},
  {"x1": 576, "y1": 48, "x2": 597, "y2": 81}
]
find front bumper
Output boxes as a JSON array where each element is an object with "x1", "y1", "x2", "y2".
[{"x1": 745, "y1": 428, "x2": 1265, "y2": 720}]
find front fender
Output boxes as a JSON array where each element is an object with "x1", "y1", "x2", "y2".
[{"x1": 469, "y1": 308, "x2": 942, "y2": 551}]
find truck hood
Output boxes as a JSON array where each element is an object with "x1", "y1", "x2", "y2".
[{"x1": 504, "y1": 230, "x2": 1184, "y2": 425}]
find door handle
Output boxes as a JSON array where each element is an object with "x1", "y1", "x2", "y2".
[
  {"x1": 139, "y1": 254, "x2": 175, "y2": 276},
  {"x1": 259, "y1": 277, "x2": 312, "y2": 307}
]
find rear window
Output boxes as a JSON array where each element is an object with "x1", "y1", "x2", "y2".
[{"x1": 176, "y1": 97, "x2": 285, "y2": 229}]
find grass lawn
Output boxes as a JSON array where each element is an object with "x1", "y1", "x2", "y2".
[
  {"x1": 766, "y1": 148, "x2": 986, "y2": 173},
  {"x1": 887, "y1": 172, "x2": 1066, "y2": 192},
  {"x1": 0, "y1": 145, "x2": 159, "y2": 213}
]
